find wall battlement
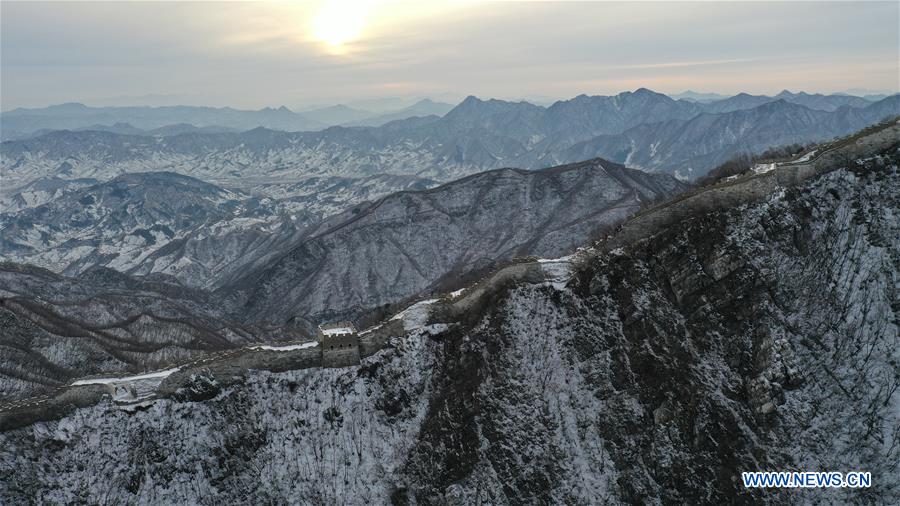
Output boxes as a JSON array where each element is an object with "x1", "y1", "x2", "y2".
[{"x1": 317, "y1": 322, "x2": 361, "y2": 368}]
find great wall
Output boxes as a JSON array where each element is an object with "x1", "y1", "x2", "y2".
[
  {"x1": 606, "y1": 118, "x2": 900, "y2": 249},
  {"x1": 1, "y1": 118, "x2": 897, "y2": 431}
]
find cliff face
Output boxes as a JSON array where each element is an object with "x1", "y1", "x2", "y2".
[{"x1": 1, "y1": 156, "x2": 897, "y2": 504}]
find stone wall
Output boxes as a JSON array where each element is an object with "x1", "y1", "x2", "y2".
[
  {"x1": 321, "y1": 333, "x2": 361, "y2": 368},
  {"x1": 606, "y1": 119, "x2": 899, "y2": 251},
  {"x1": 778, "y1": 120, "x2": 899, "y2": 186},
  {"x1": 607, "y1": 172, "x2": 777, "y2": 249},
  {"x1": 0, "y1": 385, "x2": 108, "y2": 432},
  {"x1": 359, "y1": 320, "x2": 406, "y2": 359},
  {"x1": 775, "y1": 162, "x2": 816, "y2": 187}
]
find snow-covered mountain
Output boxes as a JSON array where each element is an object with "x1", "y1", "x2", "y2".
[
  {"x1": 557, "y1": 97, "x2": 900, "y2": 179},
  {"x1": 3, "y1": 91, "x2": 895, "y2": 188},
  {"x1": 0, "y1": 154, "x2": 679, "y2": 366},
  {"x1": 0, "y1": 262, "x2": 270, "y2": 401},
  {"x1": 1, "y1": 147, "x2": 895, "y2": 504},
  {"x1": 0, "y1": 176, "x2": 99, "y2": 213},
  {"x1": 223, "y1": 157, "x2": 687, "y2": 327},
  {"x1": 0, "y1": 172, "x2": 436, "y2": 289}
]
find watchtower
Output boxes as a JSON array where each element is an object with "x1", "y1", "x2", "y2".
[{"x1": 317, "y1": 322, "x2": 361, "y2": 367}]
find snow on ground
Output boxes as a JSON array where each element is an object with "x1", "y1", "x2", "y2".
[
  {"x1": 537, "y1": 254, "x2": 574, "y2": 264},
  {"x1": 249, "y1": 342, "x2": 319, "y2": 352},
  {"x1": 358, "y1": 322, "x2": 385, "y2": 336},
  {"x1": 538, "y1": 255, "x2": 575, "y2": 288},
  {"x1": 70, "y1": 368, "x2": 181, "y2": 386},
  {"x1": 795, "y1": 149, "x2": 817, "y2": 162},
  {"x1": 321, "y1": 327, "x2": 354, "y2": 336},
  {"x1": 391, "y1": 298, "x2": 438, "y2": 331},
  {"x1": 69, "y1": 367, "x2": 182, "y2": 403},
  {"x1": 752, "y1": 162, "x2": 777, "y2": 174}
]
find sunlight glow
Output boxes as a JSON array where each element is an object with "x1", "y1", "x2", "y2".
[{"x1": 311, "y1": 0, "x2": 372, "y2": 54}]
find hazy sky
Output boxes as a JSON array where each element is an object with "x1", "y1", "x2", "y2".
[{"x1": 2, "y1": 1, "x2": 898, "y2": 110}]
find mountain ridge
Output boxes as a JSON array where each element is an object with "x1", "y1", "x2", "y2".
[
  {"x1": 5, "y1": 93, "x2": 895, "y2": 188},
  {"x1": 220, "y1": 156, "x2": 687, "y2": 327},
  {"x1": 1, "y1": 145, "x2": 896, "y2": 503}
]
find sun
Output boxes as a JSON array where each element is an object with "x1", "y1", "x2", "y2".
[{"x1": 311, "y1": 0, "x2": 371, "y2": 54}]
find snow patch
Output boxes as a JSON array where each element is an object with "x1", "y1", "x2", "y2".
[
  {"x1": 321, "y1": 327, "x2": 354, "y2": 337},
  {"x1": 391, "y1": 298, "x2": 438, "y2": 331},
  {"x1": 795, "y1": 149, "x2": 817, "y2": 162},
  {"x1": 752, "y1": 162, "x2": 776, "y2": 174},
  {"x1": 70, "y1": 368, "x2": 180, "y2": 386},
  {"x1": 538, "y1": 255, "x2": 574, "y2": 289},
  {"x1": 249, "y1": 342, "x2": 319, "y2": 352}
]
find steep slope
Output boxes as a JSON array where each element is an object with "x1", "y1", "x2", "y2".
[
  {"x1": 540, "y1": 88, "x2": 702, "y2": 139},
  {"x1": 1, "y1": 153, "x2": 895, "y2": 504},
  {"x1": 224, "y1": 158, "x2": 687, "y2": 326},
  {"x1": 559, "y1": 97, "x2": 900, "y2": 178},
  {"x1": 0, "y1": 263, "x2": 269, "y2": 401}
]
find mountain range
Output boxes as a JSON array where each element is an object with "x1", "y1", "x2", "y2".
[
  {"x1": 0, "y1": 154, "x2": 686, "y2": 401},
  {"x1": 0, "y1": 171, "x2": 437, "y2": 289},
  {"x1": 1, "y1": 146, "x2": 895, "y2": 503},
  {"x1": 555, "y1": 97, "x2": 900, "y2": 178},
  {"x1": 0, "y1": 103, "x2": 323, "y2": 141},
  {"x1": 3, "y1": 90, "x2": 896, "y2": 191},
  {"x1": 2, "y1": 89, "x2": 884, "y2": 141},
  {"x1": 0, "y1": 99, "x2": 458, "y2": 142},
  {"x1": 0, "y1": 262, "x2": 267, "y2": 401},
  {"x1": 221, "y1": 158, "x2": 686, "y2": 327},
  {"x1": 0, "y1": 158, "x2": 686, "y2": 327}
]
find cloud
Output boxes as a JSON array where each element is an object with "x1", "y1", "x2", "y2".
[{"x1": 1, "y1": 0, "x2": 897, "y2": 109}]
